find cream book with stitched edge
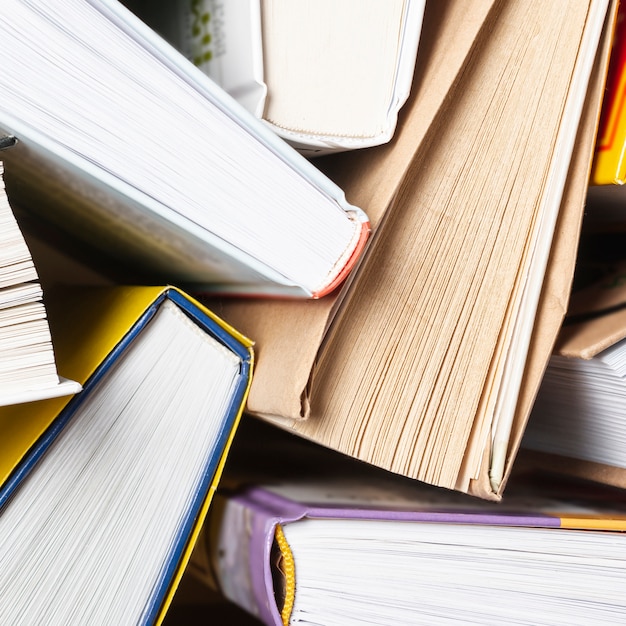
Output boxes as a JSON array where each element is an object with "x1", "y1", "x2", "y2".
[{"x1": 125, "y1": 0, "x2": 426, "y2": 155}]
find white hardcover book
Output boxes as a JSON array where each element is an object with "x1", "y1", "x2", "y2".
[
  {"x1": 0, "y1": 0, "x2": 369, "y2": 298},
  {"x1": 0, "y1": 157, "x2": 81, "y2": 406},
  {"x1": 129, "y1": 0, "x2": 426, "y2": 155}
]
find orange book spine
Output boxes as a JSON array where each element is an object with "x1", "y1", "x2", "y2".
[{"x1": 592, "y1": 3, "x2": 626, "y2": 184}]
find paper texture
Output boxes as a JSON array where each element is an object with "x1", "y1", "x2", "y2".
[
  {"x1": 0, "y1": 286, "x2": 253, "y2": 625},
  {"x1": 469, "y1": 2, "x2": 618, "y2": 498},
  {"x1": 211, "y1": 0, "x2": 502, "y2": 419},
  {"x1": 517, "y1": 267, "x2": 626, "y2": 490},
  {"x1": 0, "y1": 377, "x2": 82, "y2": 408},
  {"x1": 215, "y1": 0, "x2": 614, "y2": 500},
  {"x1": 208, "y1": 476, "x2": 626, "y2": 626},
  {"x1": 0, "y1": 0, "x2": 369, "y2": 298}
]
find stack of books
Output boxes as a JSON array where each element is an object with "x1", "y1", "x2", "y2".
[{"x1": 0, "y1": 0, "x2": 625, "y2": 624}]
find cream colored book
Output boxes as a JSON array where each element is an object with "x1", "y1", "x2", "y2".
[
  {"x1": 210, "y1": 0, "x2": 617, "y2": 500},
  {"x1": 126, "y1": 0, "x2": 425, "y2": 155}
]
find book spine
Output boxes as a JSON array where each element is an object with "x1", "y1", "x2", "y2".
[{"x1": 209, "y1": 489, "x2": 307, "y2": 626}]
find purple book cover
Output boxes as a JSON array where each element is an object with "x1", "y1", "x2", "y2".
[{"x1": 210, "y1": 483, "x2": 568, "y2": 626}]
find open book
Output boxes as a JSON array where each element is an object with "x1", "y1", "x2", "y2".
[
  {"x1": 209, "y1": 0, "x2": 616, "y2": 499},
  {"x1": 125, "y1": 0, "x2": 426, "y2": 156},
  {"x1": 0, "y1": 0, "x2": 369, "y2": 298}
]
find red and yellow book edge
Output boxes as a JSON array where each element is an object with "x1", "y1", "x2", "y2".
[{"x1": 592, "y1": 2, "x2": 626, "y2": 183}]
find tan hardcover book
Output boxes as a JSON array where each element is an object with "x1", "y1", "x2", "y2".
[{"x1": 210, "y1": 0, "x2": 616, "y2": 500}]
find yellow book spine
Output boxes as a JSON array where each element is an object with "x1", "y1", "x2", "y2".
[{"x1": 275, "y1": 524, "x2": 296, "y2": 626}]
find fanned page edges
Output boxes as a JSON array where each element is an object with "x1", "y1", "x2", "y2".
[
  {"x1": 0, "y1": 149, "x2": 82, "y2": 405},
  {"x1": 0, "y1": 286, "x2": 254, "y2": 625},
  {"x1": 212, "y1": 477, "x2": 626, "y2": 626},
  {"x1": 0, "y1": 0, "x2": 373, "y2": 300}
]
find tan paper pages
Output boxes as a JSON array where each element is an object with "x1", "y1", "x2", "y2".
[
  {"x1": 210, "y1": 0, "x2": 503, "y2": 420},
  {"x1": 210, "y1": 0, "x2": 615, "y2": 500},
  {"x1": 470, "y1": 5, "x2": 618, "y2": 497}
]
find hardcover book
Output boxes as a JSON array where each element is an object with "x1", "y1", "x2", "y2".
[
  {"x1": 523, "y1": 263, "x2": 626, "y2": 489},
  {"x1": 194, "y1": 420, "x2": 626, "y2": 626},
  {"x1": 0, "y1": 0, "x2": 369, "y2": 298},
  {"x1": 125, "y1": 0, "x2": 426, "y2": 155},
  {"x1": 0, "y1": 156, "x2": 80, "y2": 406},
  {"x1": 0, "y1": 285, "x2": 252, "y2": 625},
  {"x1": 208, "y1": 0, "x2": 616, "y2": 499}
]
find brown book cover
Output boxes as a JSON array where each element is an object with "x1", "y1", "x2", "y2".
[{"x1": 209, "y1": 0, "x2": 617, "y2": 500}]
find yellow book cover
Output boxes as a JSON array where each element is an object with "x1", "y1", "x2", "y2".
[{"x1": 0, "y1": 285, "x2": 253, "y2": 625}]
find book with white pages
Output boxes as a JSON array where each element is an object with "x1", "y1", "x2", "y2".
[
  {"x1": 0, "y1": 0, "x2": 369, "y2": 299},
  {"x1": 523, "y1": 263, "x2": 626, "y2": 489},
  {"x1": 0, "y1": 155, "x2": 80, "y2": 407},
  {"x1": 0, "y1": 285, "x2": 253, "y2": 625},
  {"x1": 191, "y1": 419, "x2": 626, "y2": 626}
]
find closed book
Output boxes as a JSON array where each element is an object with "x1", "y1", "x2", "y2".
[
  {"x1": 196, "y1": 420, "x2": 626, "y2": 626},
  {"x1": 0, "y1": 155, "x2": 80, "y2": 406},
  {"x1": 128, "y1": 0, "x2": 426, "y2": 155},
  {"x1": 523, "y1": 263, "x2": 626, "y2": 489},
  {"x1": 0, "y1": 0, "x2": 369, "y2": 298},
  {"x1": 0, "y1": 285, "x2": 252, "y2": 625},
  {"x1": 208, "y1": 0, "x2": 617, "y2": 499}
]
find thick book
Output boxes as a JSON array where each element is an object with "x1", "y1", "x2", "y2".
[
  {"x1": 0, "y1": 285, "x2": 253, "y2": 625},
  {"x1": 523, "y1": 264, "x2": 626, "y2": 489},
  {"x1": 0, "y1": 156, "x2": 80, "y2": 406},
  {"x1": 126, "y1": 0, "x2": 426, "y2": 156},
  {"x1": 192, "y1": 421, "x2": 626, "y2": 626},
  {"x1": 0, "y1": 0, "x2": 369, "y2": 299},
  {"x1": 207, "y1": 0, "x2": 616, "y2": 499}
]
